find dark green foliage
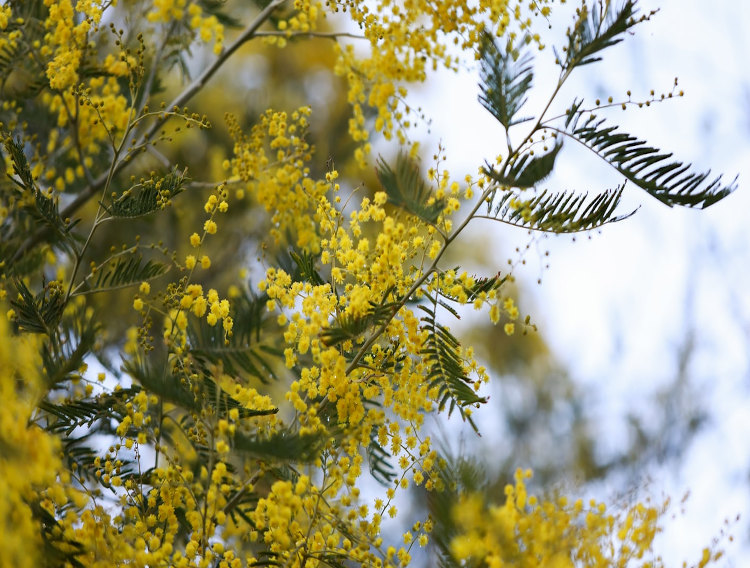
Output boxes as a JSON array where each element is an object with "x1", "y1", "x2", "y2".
[
  {"x1": 478, "y1": 30, "x2": 534, "y2": 129},
  {"x1": 367, "y1": 431, "x2": 397, "y2": 485},
  {"x1": 418, "y1": 300, "x2": 487, "y2": 433},
  {"x1": 40, "y1": 308, "x2": 100, "y2": 388},
  {"x1": 2, "y1": 135, "x2": 81, "y2": 257},
  {"x1": 40, "y1": 388, "x2": 138, "y2": 483},
  {"x1": 438, "y1": 271, "x2": 509, "y2": 304},
  {"x1": 123, "y1": 354, "x2": 276, "y2": 420},
  {"x1": 102, "y1": 167, "x2": 189, "y2": 219},
  {"x1": 77, "y1": 250, "x2": 169, "y2": 294},
  {"x1": 234, "y1": 428, "x2": 325, "y2": 463},
  {"x1": 557, "y1": 100, "x2": 738, "y2": 208},
  {"x1": 484, "y1": 142, "x2": 562, "y2": 188},
  {"x1": 556, "y1": 0, "x2": 642, "y2": 70},
  {"x1": 290, "y1": 248, "x2": 326, "y2": 286},
  {"x1": 3, "y1": 134, "x2": 35, "y2": 190},
  {"x1": 376, "y1": 153, "x2": 446, "y2": 225},
  {"x1": 321, "y1": 287, "x2": 400, "y2": 350},
  {"x1": 492, "y1": 184, "x2": 635, "y2": 232},
  {"x1": 476, "y1": 0, "x2": 734, "y2": 231},
  {"x1": 187, "y1": 289, "x2": 282, "y2": 383},
  {"x1": 11, "y1": 279, "x2": 66, "y2": 335},
  {"x1": 559, "y1": 100, "x2": 737, "y2": 209}
]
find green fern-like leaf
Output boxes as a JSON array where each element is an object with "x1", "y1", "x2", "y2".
[
  {"x1": 187, "y1": 290, "x2": 282, "y2": 384},
  {"x1": 477, "y1": 30, "x2": 534, "y2": 129},
  {"x1": 484, "y1": 143, "x2": 563, "y2": 188},
  {"x1": 376, "y1": 153, "x2": 446, "y2": 225},
  {"x1": 2, "y1": 134, "x2": 35, "y2": 191},
  {"x1": 492, "y1": 184, "x2": 635, "y2": 232},
  {"x1": 556, "y1": 102, "x2": 736, "y2": 208},
  {"x1": 234, "y1": 428, "x2": 325, "y2": 463},
  {"x1": 77, "y1": 250, "x2": 169, "y2": 294},
  {"x1": 367, "y1": 431, "x2": 397, "y2": 485},
  {"x1": 103, "y1": 167, "x2": 188, "y2": 218},
  {"x1": 3, "y1": 135, "x2": 80, "y2": 254},
  {"x1": 556, "y1": 0, "x2": 644, "y2": 71},
  {"x1": 418, "y1": 301, "x2": 487, "y2": 433},
  {"x1": 11, "y1": 279, "x2": 66, "y2": 335},
  {"x1": 321, "y1": 288, "x2": 399, "y2": 349},
  {"x1": 40, "y1": 309, "x2": 100, "y2": 388},
  {"x1": 290, "y1": 248, "x2": 325, "y2": 286},
  {"x1": 438, "y1": 272, "x2": 509, "y2": 304},
  {"x1": 124, "y1": 354, "x2": 276, "y2": 420}
]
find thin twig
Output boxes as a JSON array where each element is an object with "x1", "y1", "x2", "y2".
[{"x1": 254, "y1": 30, "x2": 365, "y2": 40}]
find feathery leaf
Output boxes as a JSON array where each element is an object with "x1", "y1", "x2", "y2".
[
  {"x1": 123, "y1": 354, "x2": 277, "y2": 420},
  {"x1": 484, "y1": 142, "x2": 563, "y2": 188},
  {"x1": 234, "y1": 428, "x2": 325, "y2": 463},
  {"x1": 11, "y1": 279, "x2": 66, "y2": 335},
  {"x1": 3, "y1": 135, "x2": 81, "y2": 254},
  {"x1": 102, "y1": 167, "x2": 188, "y2": 218},
  {"x1": 367, "y1": 433, "x2": 397, "y2": 485},
  {"x1": 492, "y1": 184, "x2": 635, "y2": 232},
  {"x1": 478, "y1": 30, "x2": 534, "y2": 129},
  {"x1": 559, "y1": 104, "x2": 736, "y2": 208},
  {"x1": 290, "y1": 248, "x2": 325, "y2": 286},
  {"x1": 188, "y1": 290, "x2": 282, "y2": 383},
  {"x1": 376, "y1": 153, "x2": 446, "y2": 224},
  {"x1": 321, "y1": 287, "x2": 399, "y2": 350},
  {"x1": 418, "y1": 301, "x2": 487, "y2": 433},
  {"x1": 556, "y1": 0, "x2": 643, "y2": 70},
  {"x1": 77, "y1": 250, "x2": 169, "y2": 294}
]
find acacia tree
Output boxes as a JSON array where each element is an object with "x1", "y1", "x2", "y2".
[{"x1": 0, "y1": 1, "x2": 737, "y2": 567}]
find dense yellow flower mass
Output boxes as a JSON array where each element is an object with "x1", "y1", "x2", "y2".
[
  {"x1": 0, "y1": 0, "x2": 735, "y2": 566},
  {"x1": 452, "y1": 470, "x2": 727, "y2": 568}
]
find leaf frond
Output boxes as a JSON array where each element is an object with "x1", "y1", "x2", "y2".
[
  {"x1": 102, "y1": 167, "x2": 188, "y2": 218},
  {"x1": 11, "y1": 279, "x2": 66, "y2": 335},
  {"x1": 477, "y1": 29, "x2": 534, "y2": 130},
  {"x1": 418, "y1": 301, "x2": 487, "y2": 433},
  {"x1": 40, "y1": 308, "x2": 100, "y2": 387},
  {"x1": 484, "y1": 142, "x2": 563, "y2": 188},
  {"x1": 187, "y1": 289, "x2": 282, "y2": 383},
  {"x1": 439, "y1": 272, "x2": 510, "y2": 304},
  {"x1": 376, "y1": 153, "x2": 446, "y2": 224},
  {"x1": 557, "y1": 0, "x2": 644, "y2": 70},
  {"x1": 320, "y1": 287, "x2": 399, "y2": 349},
  {"x1": 289, "y1": 248, "x2": 325, "y2": 286},
  {"x1": 123, "y1": 354, "x2": 277, "y2": 420},
  {"x1": 234, "y1": 428, "x2": 325, "y2": 463},
  {"x1": 491, "y1": 183, "x2": 635, "y2": 232},
  {"x1": 2, "y1": 135, "x2": 81, "y2": 254},
  {"x1": 558, "y1": 104, "x2": 737, "y2": 208},
  {"x1": 77, "y1": 251, "x2": 169, "y2": 294}
]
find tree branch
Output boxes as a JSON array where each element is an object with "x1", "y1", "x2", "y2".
[{"x1": 11, "y1": 0, "x2": 287, "y2": 265}]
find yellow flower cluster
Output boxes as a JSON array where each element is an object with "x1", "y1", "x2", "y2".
[
  {"x1": 148, "y1": 0, "x2": 225, "y2": 54},
  {"x1": 42, "y1": 0, "x2": 102, "y2": 91},
  {"x1": 255, "y1": 166, "x2": 491, "y2": 566},
  {"x1": 12, "y1": 0, "x2": 133, "y2": 190},
  {"x1": 327, "y1": 0, "x2": 556, "y2": 154},
  {"x1": 267, "y1": 0, "x2": 323, "y2": 48},
  {"x1": 0, "y1": 316, "x2": 64, "y2": 568},
  {"x1": 451, "y1": 469, "x2": 725, "y2": 568},
  {"x1": 225, "y1": 107, "x2": 329, "y2": 250},
  {"x1": 0, "y1": 4, "x2": 11, "y2": 30}
]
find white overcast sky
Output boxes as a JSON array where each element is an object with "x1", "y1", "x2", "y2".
[{"x1": 409, "y1": 0, "x2": 750, "y2": 564}]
